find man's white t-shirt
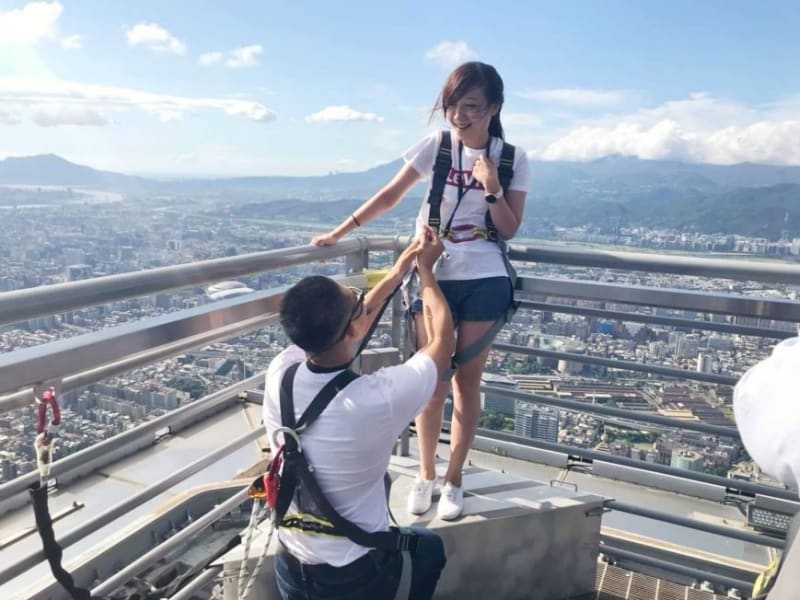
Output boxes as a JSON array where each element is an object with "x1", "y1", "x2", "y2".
[
  {"x1": 263, "y1": 345, "x2": 438, "y2": 566},
  {"x1": 403, "y1": 129, "x2": 530, "y2": 281}
]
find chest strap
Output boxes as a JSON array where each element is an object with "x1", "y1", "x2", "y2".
[{"x1": 274, "y1": 364, "x2": 420, "y2": 555}]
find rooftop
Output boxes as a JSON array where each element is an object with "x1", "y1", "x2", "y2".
[{"x1": 1, "y1": 236, "x2": 799, "y2": 599}]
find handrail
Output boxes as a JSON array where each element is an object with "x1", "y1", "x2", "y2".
[
  {"x1": 494, "y1": 342, "x2": 738, "y2": 386},
  {"x1": 2, "y1": 237, "x2": 798, "y2": 327},
  {"x1": 511, "y1": 244, "x2": 800, "y2": 285},
  {"x1": 475, "y1": 427, "x2": 799, "y2": 501},
  {"x1": 0, "y1": 313, "x2": 278, "y2": 413},
  {"x1": 0, "y1": 374, "x2": 262, "y2": 511},
  {"x1": 518, "y1": 299, "x2": 795, "y2": 340},
  {"x1": 481, "y1": 384, "x2": 738, "y2": 437},
  {"x1": 606, "y1": 499, "x2": 784, "y2": 549},
  {"x1": 518, "y1": 276, "x2": 800, "y2": 321},
  {"x1": 0, "y1": 288, "x2": 285, "y2": 398},
  {"x1": 0, "y1": 235, "x2": 405, "y2": 327},
  {"x1": 0, "y1": 272, "x2": 368, "y2": 404},
  {"x1": 0, "y1": 426, "x2": 264, "y2": 583},
  {"x1": 91, "y1": 485, "x2": 250, "y2": 597}
]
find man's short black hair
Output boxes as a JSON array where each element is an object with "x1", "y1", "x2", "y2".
[{"x1": 280, "y1": 276, "x2": 350, "y2": 353}]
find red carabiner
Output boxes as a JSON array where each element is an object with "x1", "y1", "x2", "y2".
[
  {"x1": 265, "y1": 445, "x2": 285, "y2": 510},
  {"x1": 36, "y1": 387, "x2": 61, "y2": 445}
]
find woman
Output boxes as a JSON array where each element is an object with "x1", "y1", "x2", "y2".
[{"x1": 312, "y1": 61, "x2": 529, "y2": 520}]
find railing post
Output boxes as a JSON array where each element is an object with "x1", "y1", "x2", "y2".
[{"x1": 345, "y1": 236, "x2": 369, "y2": 275}]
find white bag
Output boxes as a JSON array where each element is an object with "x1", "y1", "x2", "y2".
[{"x1": 734, "y1": 336, "x2": 800, "y2": 491}]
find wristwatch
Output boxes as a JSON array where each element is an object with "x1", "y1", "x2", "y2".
[{"x1": 485, "y1": 190, "x2": 503, "y2": 204}]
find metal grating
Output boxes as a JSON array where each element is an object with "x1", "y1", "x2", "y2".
[{"x1": 593, "y1": 563, "x2": 728, "y2": 600}]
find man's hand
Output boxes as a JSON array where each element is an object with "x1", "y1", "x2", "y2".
[
  {"x1": 390, "y1": 238, "x2": 422, "y2": 277},
  {"x1": 417, "y1": 225, "x2": 444, "y2": 271}
]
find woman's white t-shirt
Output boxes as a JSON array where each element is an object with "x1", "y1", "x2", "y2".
[{"x1": 403, "y1": 129, "x2": 530, "y2": 281}]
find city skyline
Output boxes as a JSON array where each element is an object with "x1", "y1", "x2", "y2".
[{"x1": 1, "y1": 0, "x2": 799, "y2": 176}]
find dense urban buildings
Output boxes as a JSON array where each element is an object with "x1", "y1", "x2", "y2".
[{"x1": 0, "y1": 194, "x2": 796, "y2": 488}]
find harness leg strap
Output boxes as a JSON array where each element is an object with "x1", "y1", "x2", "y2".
[
  {"x1": 394, "y1": 550, "x2": 413, "y2": 600},
  {"x1": 449, "y1": 314, "x2": 509, "y2": 375}
]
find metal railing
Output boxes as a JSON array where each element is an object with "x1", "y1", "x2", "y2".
[{"x1": 2, "y1": 237, "x2": 800, "y2": 596}]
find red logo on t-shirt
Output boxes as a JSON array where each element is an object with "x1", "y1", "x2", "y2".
[{"x1": 446, "y1": 168, "x2": 484, "y2": 191}]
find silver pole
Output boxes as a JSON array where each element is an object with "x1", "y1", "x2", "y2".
[
  {"x1": 0, "y1": 427, "x2": 263, "y2": 583},
  {"x1": 91, "y1": 486, "x2": 249, "y2": 597},
  {"x1": 168, "y1": 566, "x2": 223, "y2": 600}
]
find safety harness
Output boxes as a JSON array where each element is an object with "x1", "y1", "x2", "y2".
[
  {"x1": 253, "y1": 363, "x2": 418, "y2": 599},
  {"x1": 27, "y1": 387, "x2": 97, "y2": 600},
  {"x1": 238, "y1": 279, "x2": 417, "y2": 599},
  {"x1": 405, "y1": 130, "x2": 519, "y2": 373}
]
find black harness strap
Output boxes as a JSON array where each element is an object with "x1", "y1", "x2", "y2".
[
  {"x1": 485, "y1": 141, "x2": 516, "y2": 241},
  {"x1": 426, "y1": 130, "x2": 452, "y2": 233},
  {"x1": 426, "y1": 131, "x2": 516, "y2": 241},
  {"x1": 274, "y1": 365, "x2": 418, "y2": 554},
  {"x1": 421, "y1": 132, "x2": 520, "y2": 372},
  {"x1": 29, "y1": 483, "x2": 94, "y2": 600}
]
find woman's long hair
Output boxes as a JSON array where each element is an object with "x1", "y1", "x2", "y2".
[{"x1": 432, "y1": 62, "x2": 505, "y2": 139}]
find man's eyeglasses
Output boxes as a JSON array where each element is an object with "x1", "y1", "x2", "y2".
[{"x1": 346, "y1": 286, "x2": 365, "y2": 323}]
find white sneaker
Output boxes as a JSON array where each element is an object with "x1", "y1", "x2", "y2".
[
  {"x1": 407, "y1": 475, "x2": 436, "y2": 515},
  {"x1": 437, "y1": 482, "x2": 464, "y2": 520}
]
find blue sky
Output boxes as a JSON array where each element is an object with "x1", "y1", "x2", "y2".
[{"x1": 1, "y1": 0, "x2": 798, "y2": 176}]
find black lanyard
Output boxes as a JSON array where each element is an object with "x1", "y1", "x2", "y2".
[{"x1": 443, "y1": 137, "x2": 492, "y2": 237}]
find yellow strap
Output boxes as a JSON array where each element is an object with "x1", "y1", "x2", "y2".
[
  {"x1": 444, "y1": 227, "x2": 490, "y2": 241},
  {"x1": 365, "y1": 269, "x2": 391, "y2": 289},
  {"x1": 753, "y1": 556, "x2": 781, "y2": 597}
]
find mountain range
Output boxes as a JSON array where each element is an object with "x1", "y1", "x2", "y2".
[{"x1": 1, "y1": 153, "x2": 799, "y2": 238}]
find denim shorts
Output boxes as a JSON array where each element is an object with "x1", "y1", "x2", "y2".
[
  {"x1": 412, "y1": 276, "x2": 512, "y2": 323},
  {"x1": 275, "y1": 528, "x2": 446, "y2": 600}
]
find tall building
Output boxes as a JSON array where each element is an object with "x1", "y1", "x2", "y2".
[
  {"x1": 670, "y1": 450, "x2": 704, "y2": 472},
  {"x1": 65, "y1": 264, "x2": 93, "y2": 281},
  {"x1": 696, "y1": 352, "x2": 712, "y2": 374},
  {"x1": 515, "y1": 402, "x2": 559, "y2": 444},
  {"x1": 482, "y1": 373, "x2": 517, "y2": 416},
  {"x1": 1, "y1": 457, "x2": 19, "y2": 482}
]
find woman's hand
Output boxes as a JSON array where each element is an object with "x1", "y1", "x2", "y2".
[
  {"x1": 472, "y1": 155, "x2": 501, "y2": 195},
  {"x1": 310, "y1": 231, "x2": 341, "y2": 246}
]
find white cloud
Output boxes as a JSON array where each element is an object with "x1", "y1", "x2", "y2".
[
  {"x1": 32, "y1": 106, "x2": 107, "y2": 127},
  {"x1": 200, "y1": 45, "x2": 263, "y2": 68},
  {"x1": 226, "y1": 45, "x2": 262, "y2": 68},
  {"x1": 0, "y1": 110, "x2": 23, "y2": 125},
  {"x1": 541, "y1": 120, "x2": 691, "y2": 162},
  {"x1": 517, "y1": 88, "x2": 627, "y2": 108},
  {"x1": 424, "y1": 41, "x2": 478, "y2": 69},
  {"x1": 0, "y1": 77, "x2": 276, "y2": 126},
  {"x1": 61, "y1": 34, "x2": 82, "y2": 49},
  {"x1": 199, "y1": 51, "x2": 223, "y2": 66},
  {"x1": 305, "y1": 105, "x2": 383, "y2": 123},
  {"x1": 503, "y1": 113, "x2": 544, "y2": 128},
  {"x1": 0, "y1": 1, "x2": 62, "y2": 45},
  {"x1": 125, "y1": 22, "x2": 185, "y2": 55},
  {"x1": 536, "y1": 93, "x2": 800, "y2": 165}
]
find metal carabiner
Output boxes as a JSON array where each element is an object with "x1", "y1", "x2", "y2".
[{"x1": 271, "y1": 426, "x2": 301, "y2": 451}]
